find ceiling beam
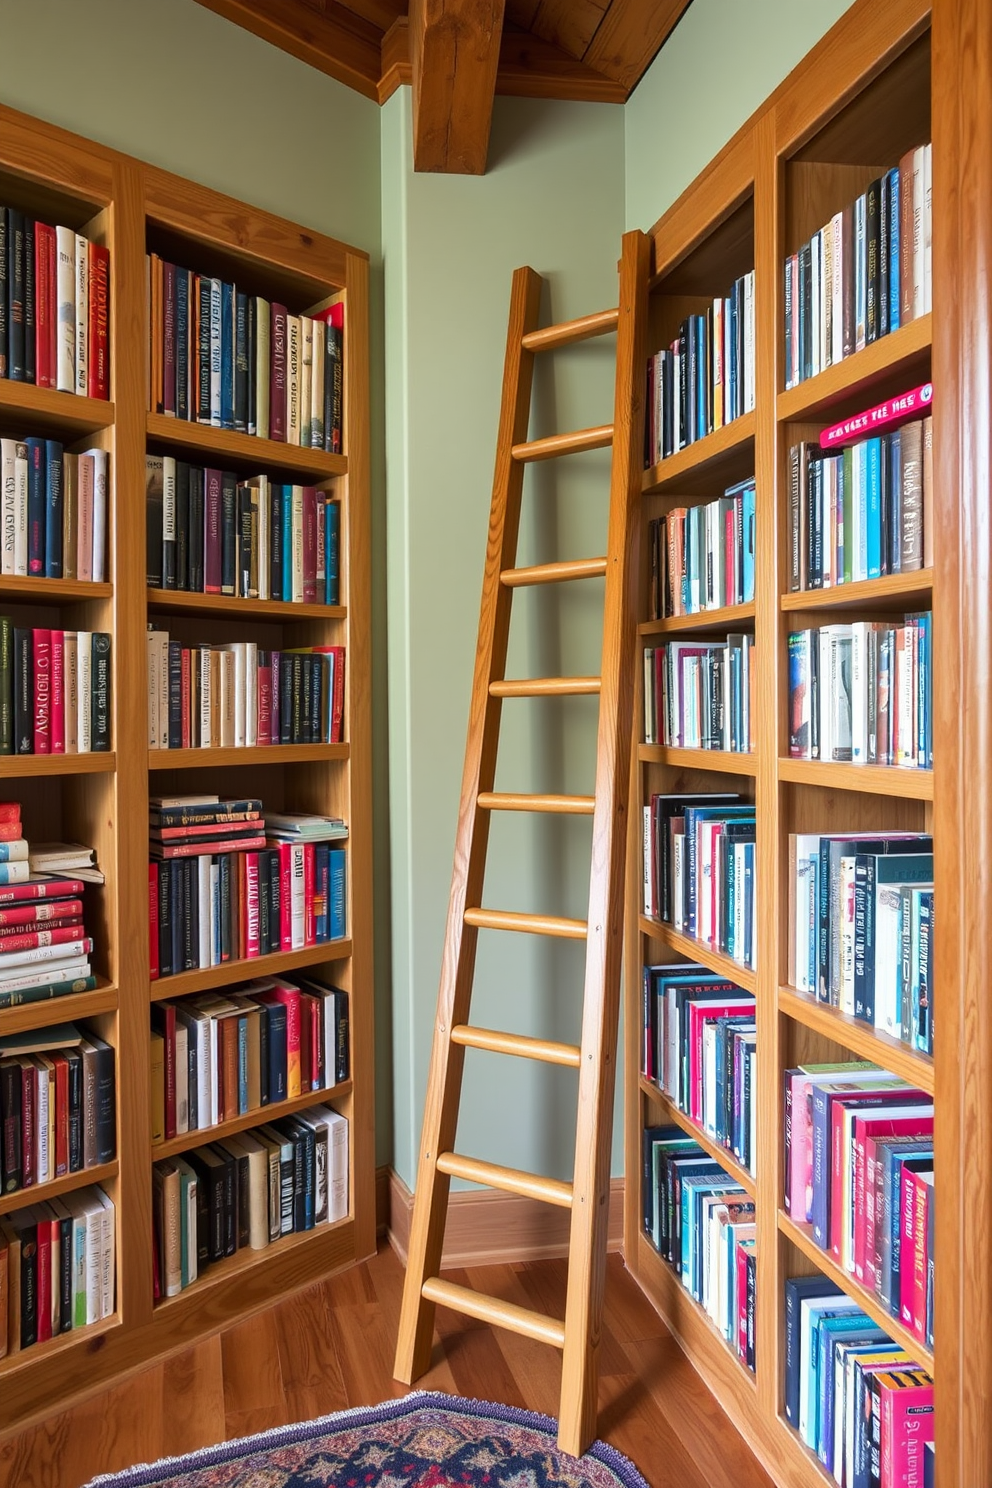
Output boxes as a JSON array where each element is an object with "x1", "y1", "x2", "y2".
[
  {"x1": 409, "y1": 0, "x2": 506, "y2": 174},
  {"x1": 583, "y1": 0, "x2": 691, "y2": 90},
  {"x1": 193, "y1": 0, "x2": 383, "y2": 100}
]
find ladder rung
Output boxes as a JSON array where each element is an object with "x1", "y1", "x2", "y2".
[
  {"x1": 501, "y1": 557, "x2": 607, "y2": 588},
  {"x1": 521, "y1": 307, "x2": 618, "y2": 352},
  {"x1": 478, "y1": 791, "x2": 595, "y2": 815},
  {"x1": 490, "y1": 676, "x2": 600, "y2": 698},
  {"x1": 511, "y1": 425, "x2": 614, "y2": 463},
  {"x1": 464, "y1": 907, "x2": 588, "y2": 939},
  {"x1": 422, "y1": 1277, "x2": 566, "y2": 1349},
  {"x1": 436, "y1": 1151, "x2": 573, "y2": 1207},
  {"x1": 450, "y1": 1023, "x2": 582, "y2": 1067}
]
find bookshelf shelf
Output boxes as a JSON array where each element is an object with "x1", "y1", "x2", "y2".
[
  {"x1": 148, "y1": 743, "x2": 349, "y2": 769},
  {"x1": 0, "y1": 1312, "x2": 121, "y2": 1378},
  {"x1": 146, "y1": 589, "x2": 346, "y2": 623},
  {"x1": 777, "y1": 314, "x2": 932, "y2": 424},
  {"x1": 0, "y1": 752, "x2": 116, "y2": 777},
  {"x1": 639, "y1": 602, "x2": 756, "y2": 636},
  {"x1": 778, "y1": 1212, "x2": 933, "y2": 1372},
  {"x1": 0, "y1": 578, "x2": 113, "y2": 604},
  {"x1": 640, "y1": 1078, "x2": 756, "y2": 1196},
  {"x1": 778, "y1": 986, "x2": 935, "y2": 1092},
  {"x1": 638, "y1": 745, "x2": 756, "y2": 776},
  {"x1": 151, "y1": 1080, "x2": 354, "y2": 1161},
  {"x1": 633, "y1": 1231, "x2": 758, "y2": 1393},
  {"x1": 0, "y1": 381, "x2": 115, "y2": 436},
  {"x1": 779, "y1": 571, "x2": 933, "y2": 613},
  {"x1": 149, "y1": 938, "x2": 353, "y2": 1001},
  {"x1": 0, "y1": 982, "x2": 118, "y2": 1038},
  {"x1": 146, "y1": 413, "x2": 348, "y2": 483},
  {"x1": 777, "y1": 758, "x2": 934, "y2": 800},
  {"x1": 638, "y1": 916, "x2": 757, "y2": 994},
  {"x1": 0, "y1": 1160, "x2": 119, "y2": 1219},
  {"x1": 642, "y1": 411, "x2": 755, "y2": 498}
]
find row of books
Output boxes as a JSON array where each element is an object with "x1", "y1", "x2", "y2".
[
  {"x1": 153, "y1": 1105, "x2": 348, "y2": 1300},
  {"x1": 641, "y1": 964, "x2": 755, "y2": 1175},
  {"x1": 783, "y1": 1062, "x2": 933, "y2": 1346},
  {"x1": 0, "y1": 1185, "x2": 115, "y2": 1356},
  {"x1": 1, "y1": 440, "x2": 109, "y2": 582},
  {"x1": 646, "y1": 478, "x2": 756, "y2": 619},
  {"x1": 787, "y1": 419, "x2": 932, "y2": 592},
  {"x1": 644, "y1": 272, "x2": 756, "y2": 466},
  {"x1": 150, "y1": 972, "x2": 349, "y2": 1144},
  {"x1": 1, "y1": 1020, "x2": 114, "y2": 1195},
  {"x1": 788, "y1": 615, "x2": 932, "y2": 769},
  {"x1": 0, "y1": 213, "x2": 110, "y2": 398},
  {"x1": 643, "y1": 635, "x2": 754, "y2": 754},
  {"x1": 785, "y1": 1273, "x2": 933, "y2": 1484},
  {"x1": 145, "y1": 458, "x2": 340, "y2": 603},
  {"x1": 0, "y1": 624, "x2": 111, "y2": 756},
  {"x1": 0, "y1": 830, "x2": 99, "y2": 1012},
  {"x1": 147, "y1": 256, "x2": 343, "y2": 449},
  {"x1": 788, "y1": 831, "x2": 932, "y2": 1051},
  {"x1": 784, "y1": 143, "x2": 932, "y2": 389},
  {"x1": 146, "y1": 634, "x2": 345, "y2": 751},
  {"x1": 642, "y1": 792, "x2": 756, "y2": 973},
  {"x1": 642, "y1": 1126, "x2": 755, "y2": 1372},
  {"x1": 148, "y1": 799, "x2": 347, "y2": 981}
]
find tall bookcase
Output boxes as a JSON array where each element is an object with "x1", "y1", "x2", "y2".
[
  {"x1": 0, "y1": 106, "x2": 374, "y2": 1434},
  {"x1": 623, "y1": 0, "x2": 992, "y2": 1480}
]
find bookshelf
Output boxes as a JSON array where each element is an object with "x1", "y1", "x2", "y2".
[
  {"x1": 620, "y1": 0, "x2": 988, "y2": 1480},
  {"x1": 0, "y1": 105, "x2": 374, "y2": 1432}
]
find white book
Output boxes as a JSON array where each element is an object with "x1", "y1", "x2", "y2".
[
  {"x1": 291, "y1": 485, "x2": 304, "y2": 602},
  {"x1": 88, "y1": 448, "x2": 108, "y2": 582},
  {"x1": 34, "y1": 1057, "x2": 51, "y2": 1184},
  {"x1": 172, "y1": 1157, "x2": 199, "y2": 1282},
  {"x1": 821, "y1": 220, "x2": 834, "y2": 370},
  {"x1": 199, "y1": 647, "x2": 212, "y2": 748},
  {"x1": 850, "y1": 622, "x2": 868, "y2": 763},
  {"x1": 224, "y1": 642, "x2": 245, "y2": 747},
  {"x1": 175, "y1": 1021, "x2": 189, "y2": 1135},
  {"x1": 255, "y1": 297, "x2": 270, "y2": 440},
  {"x1": 162, "y1": 456, "x2": 176, "y2": 582},
  {"x1": 13, "y1": 442, "x2": 28, "y2": 576},
  {"x1": 209, "y1": 278, "x2": 222, "y2": 427},
  {"x1": 830, "y1": 210, "x2": 844, "y2": 365},
  {"x1": 198, "y1": 856, "x2": 211, "y2": 970},
  {"x1": 810, "y1": 230, "x2": 821, "y2": 379},
  {"x1": 912, "y1": 145, "x2": 926, "y2": 319},
  {"x1": 798, "y1": 1294, "x2": 861, "y2": 1445},
  {"x1": 744, "y1": 270, "x2": 755, "y2": 412},
  {"x1": 324, "y1": 1107, "x2": 349, "y2": 1223},
  {"x1": 733, "y1": 842, "x2": 745, "y2": 963},
  {"x1": 0, "y1": 957, "x2": 91, "y2": 995},
  {"x1": 245, "y1": 642, "x2": 258, "y2": 748},
  {"x1": 64, "y1": 632, "x2": 78, "y2": 753},
  {"x1": 311, "y1": 318, "x2": 325, "y2": 449},
  {"x1": 147, "y1": 630, "x2": 162, "y2": 748},
  {"x1": 874, "y1": 885, "x2": 907, "y2": 1039},
  {"x1": 290, "y1": 842, "x2": 306, "y2": 948},
  {"x1": 219, "y1": 648, "x2": 235, "y2": 748},
  {"x1": 923, "y1": 141, "x2": 932, "y2": 315},
  {"x1": 300, "y1": 315, "x2": 313, "y2": 449},
  {"x1": 77, "y1": 632, "x2": 92, "y2": 752},
  {"x1": 672, "y1": 833, "x2": 685, "y2": 933},
  {"x1": 157, "y1": 631, "x2": 169, "y2": 750},
  {"x1": 1, "y1": 438, "x2": 17, "y2": 575},
  {"x1": 62, "y1": 1189, "x2": 104, "y2": 1325},
  {"x1": 854, "y1": 195, "x2": 867, "y2": 351},
  {"x1": 74, "y1": 235, "x2": 88, "y2": 396},
  {"x1": 0, "y1": 936, "x2": 92, "y2": 971},
  {"x1": 257, "y1": 474, "x2": 270, "y2": 600},
  {"x1": 55, "y1": 226, "x2": 76, "y2": 393},
  {"x1": 96, "y1": 1188, "x2": 115, "y2": 1319}
]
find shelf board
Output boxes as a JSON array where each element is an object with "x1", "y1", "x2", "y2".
[
  {"x1": 0, "y1": 1160, "x2": 119, "y2": 1218},
  {"x1": 639, "y1": 745, "x2": 757, "y2": 776},
  {"x1": 778, "y1": 985, "x2": 934, "y2": 1093},
  {"x1": 638, "y1": 916, "x2": 757, "y2": 994},
  {"x1": 0, "y1": 981, "x2": 118, "y2": 1038},
  {"x1": 639, "y1": 1078, "x2": 756, "y2": 1196},
  {"x1": 0, "y1": 751, "x2": 115, "y2": 777},
  {"x1": 780, "y1": 570, "x2": 933, "y2": 613},
  {"x1": 0, "y1": 577, "x2": 113, "y2": 604},
  {"x1": 633, "y1": 1231, "x2": 758, "y2": 1391},
  {"x1": 148, "y1": 743, "x2": 349, "y2": 770},
  {"x1": 152, "y1": 1213, "x2": 352, "y2": 1312},
  {"x1": 0, "y1": 1311, "x2": 120, "y2": 1377},
  {"x1": 152, "y1": 1080, "x2": 353, "y2": 1160},
  {"x1": 777, "y1": 315, "x2": 932, "y2": 423},
  {"x1": 778, "y1": 1211, "x2": 933, "y2": 1373},
  {"x1": 146, "y1": 413, "x2": 347, "y2": 482},
  {"x1": 639, "y1": 602, "x2": 755, "y2": 636},
  {"x1": 150, "y1": 938, "x2": 353, "y2": 1000},
  {"x1": 642, "y1": 411, "x2": 755, "y2": 497},
  {"x1": 778, "y1": 758, "x2": 933, "y2": 800},
  {"x1": 147, "y1": 589, "x2": 346, "y2": 622},
  {"x1": 0, "y1": 380, "x2": 115, "y2": 435}
]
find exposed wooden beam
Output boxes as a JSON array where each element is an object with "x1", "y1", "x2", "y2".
[
  {"x1": 409, "y1": 0, "x2": 507, "y2": 173},
  {"x1": 298, "y1": 0, "x2": 405, "y2": 32},
  {"x1": 520, "y1": 0, "x2": 609, "y2": 62},
  {"x1": 583, "y1": 0, "x2": 691, "y2": 90},
  {"x1": 193, "y1": 0, "x2": 383, "y2": 100}
]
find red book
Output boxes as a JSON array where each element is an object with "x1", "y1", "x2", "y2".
[
  {"x1": 828, "y1": 1091, "x2": 930, "y2": 1263},
  {"x1": 53, "y1": 1052, "x2": 69, "y2": 1177},
  {"x1": 309, "y1": 992, "x2": 321, "y2": 1089},
  {"x1": 0, "y1": 902, "x2": 83, "y2": 930},
  {"x1": 88, "y1": 243, "x2": 111, "y2": 400},
  {"x1": 0, "y1": 822, "x2": 25, "y2": 843},
  {"x1": 270, "y1": 304, "x2": 288, "y2": 441},
  {"x1": 50, "y1": 630, "x2": 65, "y2": 755},
  {"x1": 151, "y1": 834, "x2": 267, "y2": 860},
  {"x1": 0, "y1": 924, "x2": 88, "y2": 955},
  {"x1": 302, "y1": 487, "x2": 317, "y2": 602},
  {"x1": 299, "y1": 990, "x2": 312, "y2": 1095},
  {"x1": 204, "y1": 469, "x2": 223, "y2": 594},
  {"x1": 303, "y1": 842, "x2": 315, "y2": 947},
  {"x1": 180, "y1": 647, "x2": 191, "y2": 748},
  {"x1": 153, "y1": 1002, "x2": 177, "y2": 1141},
  {"x1": 0, "y1": 804, "x2": 21, "y2": 825},
  {"x1": 20, "y1": 1059, "x2": 36, "y2": 1188},
  {"x1": 152, "y1": 819, "x2": 261, "y2": 842},
  {"x1": 34, "y1": 223, "x2": 56, "y2": 390},
  {"x1": 245, "y1": 852, "x2": 260, "y2": 959},
  {"x1": 911, "y1": 1169, "x2": 933, "y2": 1343},
  {"x1": 34, "y1": 1220, "x2": 52, "y2": 1342},
  {"x1": 257, "y1": 654, "x2": 272, "y2": 744},
  {"x1": 852, "y1": 1109, "x2": 933, "y2": 1283},
  {"x1": 254, "y1": 980, "x2": 301, "y2": 1098},
  {"x1": 820, "y1": 382, "x2": 932, "y2": 450},
  {"x1": 0, "y1": 878, "x2": 86, "y2": 905},
  {"x1": 33, "y1": 630, "x2": 51, "y2": 754},
  {"x1": 162, "y1": 261, "x2": 176, "y2": 417},
  {"x1": 149, "y1": 863, "x2": 159, "y2": 981},
  {"x1": 278, "y1": 844, "x2": 293, "y2": 950},
  {"x1": 736, "y1": 1241, "x2": 749, "y2": 1362}
]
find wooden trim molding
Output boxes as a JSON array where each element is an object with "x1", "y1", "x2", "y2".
[{"x1": 386, "y1": 1168, "x2": 625, "y2": 1267}]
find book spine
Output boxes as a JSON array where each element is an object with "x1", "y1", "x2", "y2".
[
  {"x1": 270, "y1": 304, "x2": 287, "y2": 441},
  {"x1": 45, "y1": 440, "x2": 63, "y2": 579},
  {"x1": 88, "y1": 244, "x2": 110, "y2": 400},
  {"x1": 55, "y1": 227, "x2": 76, "y2": 393}
]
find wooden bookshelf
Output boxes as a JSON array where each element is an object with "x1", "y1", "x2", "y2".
[
  {"x1": 620, "y1": 1, "x2": 977, "y2": 1480},
  {"x1": 639, "y1": 601, "x2": 756, "y2": 635},
  {"x1": 0, "y1": 101, "x2": 374, "y2": 1434}
]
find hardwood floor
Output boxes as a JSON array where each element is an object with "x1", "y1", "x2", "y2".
[{"x1": 0, "y1": 1246, "x2": 774, "y2": 1488}]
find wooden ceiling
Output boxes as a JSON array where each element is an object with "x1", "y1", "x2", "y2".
[{"x1": 195, "y1": 0, "x2": 692, "y2": 173}]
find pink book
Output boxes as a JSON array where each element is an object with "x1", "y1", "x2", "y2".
[
  {"x1": 50, "y1": 629, "x2": 65, "y2": 754},
  {"x1": 270, "y1": 304, "x2": 288, "y2": 441},
  {"x1": 302, "y1": 487, "x2": 317, "y2": 602},
  {"x1": 278, "y1": 842, "x2": 292, "y2": 949},
  {"x1": 880, "y1": 1374, "x2": 934, "y2": 1487},
  {"x1": 736, "y1": 1242, "x2": 749, "y2": 1361},
  {"x1": 687, "y1": 995, "x2": 753, "y2": 1124},
  {"x1": 33, "y1": 629, "x2": 52, "y2": 754},
  {"x1": 911, "y1": 1169, "x2": 933, "y2": 1343},
  {"x1": 303, "y1": 842, "x2": 316, "y2": 946},
  {"x1": 900, "y1": 1164, "x2": 920, "y2": 1327},
  {"x1": 819, "y1": 382, "x2": 933, "y2": 450},
  {"x1": 852, "y1": 1109, "x2": 933, "y2": 1282},
  {"x1": 77, "y1": 454, "x2": 95, "y2": 581},
  {"x1": 244, "y1": 852, "x2": 260, "y2": 959}
]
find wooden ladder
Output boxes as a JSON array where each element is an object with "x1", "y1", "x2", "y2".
[{"x1": 393, "y1": 229, "x2": 649, "y2": 1457}]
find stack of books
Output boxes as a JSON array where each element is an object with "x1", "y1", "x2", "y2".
[
  {"x1": 0, "y1": 1185, "x2": 115, "y2": 1356},
  {"x1": 784, "y1": 143, "x2": 932, "y2": 388},
  {"x1": 29, "y1": 842, "x2": 104, "y2": 884},
  {"x1": 646, "y1": 479, "x2": 756, "y2": 618},
  {"x1": 644, "y1": 272, "x2": 756, "y2": 465},
  {"x1": 785, "y1": 1273, "x2": 933, "y2": 1481},
  {"x1": 0, "y1": 810, "x2": 99, "y2": 1009},
  {"x1": 150, "y1": 972, "x2": 349, "y2": 1143},
  {"x1": 788, "y1": 614, "x2": 932, "y2": 769},
  {"x1": 643, "y1": 634, "x2": 754, "y2": 753},
  {"x1": 152, "y1": 1103, "x2": 348, "y2": 1299},
  {"x1": 642, "y1": 1125, "x2": 755, "y2": 1372},
  {"x1": 1, "y1": 440, "x2": 109, "y2": 581},
  {"x1": 0, "y1": 1021, "x2": 115, "y2": 1193},
  {"x1": 148, "y1": 797, "x2": 348, "y2": 981},
  {"x1": 145, "y1": 459, "x2": 340, "y2": 603},
  {"x1": 0, "y1": 624, "x2": 112, "y2": 756},
  {"x1": 788, "y1": 831, "x2": 933, "y2": 1051},
  {"x1": 146, "y1": 256, "x2": 343, "y2": 450},
  {"x1": 0, "y1": 214, "x2": 110, "y2": 398},
  {"x1": 146, "y1": 633, "x2": 345, "y2": 750},
  {"x1": 642, "y1": 965, "x2": 756, "y2": 1175}
]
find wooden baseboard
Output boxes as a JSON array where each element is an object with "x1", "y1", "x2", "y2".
[
  {"x1": 386, "y1": 1168, "x2": 625, "y2": 1268},
  {"x1": 376, "y1": 1164, "x2": 391, "y2": 1236}
]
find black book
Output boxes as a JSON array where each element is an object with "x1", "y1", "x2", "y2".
[
  {"x1": 257, "y1": 991, "x2": 270, "y2": 1105},
  {"x1": 296, "y1": 653, "x2": 309, "y2": 744},
  {"x1": 91, "y1": 632, "x2": 112, "y2": 751},
  {"x1": 246, "y1": 296, "x2": 256, "y2": 436},
  {"x1": 23, "y1": 218, "x2": 35, "y2": 385},
  {"x1": 14, "y1": 1214, "x2": 38, "y2": 1347},
  {"x1": 258, "y1": 853, "x2": 271, "y2": 960},
  {"x1": 1, "y1": 1057, "x2": 22, "y2": 1191},
  {"x1": 264, "y1": 998, "x2": 287, "y2": 1104},
  {"x1": 286, "y1": 1117, "x2": 315, "y2": 1231},
  {"x1": 280, "y1": 657, "x2": 293, "y2": 745},
  {"x1": 158, "y1": 859, "x2": 173, "y2": 979},
  {"x1": 55, "y1": 1210, "x2": 73, "y2": 1332},
  {"x1": 8, "y1": 210, "x2": 25, "y2": 381},
  {"x1": 168, "y1": 641, "x2": 182, "y2": 749},
  {"x1": 879, "y1": 172, "x2": 891, "y2": 339},
  {"x1": 0, "y1": 616, "x2": 11, "y2": 755},
  {"x1": 799, "y1": 240, "x2": 812, "y2": 381},
  {"x1": 326, "y1": 319, "x2": 343, "y2": 454},
  {"x1": 217, "y1": 1139, "x2": 250, "y2": 1250},
  {"x1": 238, "y1": 484, "x2": 252, "y2": 598},
  {"x1": 219, "y1": 853, "x2": 232, "y2": 962},
  {"x1": 865, "y1": 176, "x2": 882, "y2": 344},
  {"x1": 234, "y1": 292, "x2": 248, "y2": 433},
  {"x1": 13, "y1": 627, "x2": 33, "y2": 755},
  {"x1": 188, "y1": 465, "x2": 205, "y2": 592},
  {"x1": 65, "y1": 1046, "x2": 83, "y2": 1171},
  {"x1": 174, "y1": 461, "x2": 190, "y2": 590},
  {"x1": 146, "y1": 457, "x2": 163, "y2": 588},
  {"x1": 220, "y1": 472, "x2": 236, "y2": 596},
  {"x1": 181, "y1": 858, "x2": 197, "y2": 972},
  {"x1": 0, "y1": 206, "x2": 7, "y2": 377},
  {"x1": 334, "y1": 992, "x2": 349, "y2": 1082},
  {"x1": 89, "y1": 1035, "x2": 116, "y2": 1165},
  {"x1": 270, "y1": 484, "x2": 283, "y2": 600},
  {"x1": 196, "y1": 275, "x2": 211, "y2": 424},
  {"x1": 188, "y1": 1147, "x2": 226, "y2": 1262},
  {"x1": 45, "y1": 439, "x2": 63, "y2": 580},
  {"x1": 277, "y1": 1121, "x2": 307, "y2": 1232},
  {"x1": 267, "y1": 848, "x2": 280, "y2": 954},
  {"x1": 208, "y1": 1143, "x2": 236, "y2": 1256}
]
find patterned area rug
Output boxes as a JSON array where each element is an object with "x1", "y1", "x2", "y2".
[{"x1": 83, "y1": 1391, "x2": 650, "y2": 1488}]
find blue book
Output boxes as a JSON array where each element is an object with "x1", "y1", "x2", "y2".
[
  {"x1": 197, "y1": 276, "x2": 212, "y2": 423},
  {"x1": 742, "y1": 481, "x2": 756, "y2": 601},
  {"x1": 237, "y1": 1014, "x2": 249, "y2": 1114},
  {"x1": 175, "y1": 268, "x2": 189, "y2": 421},
  {"x1": 264, "y1": 1000, "x2": 288, "y2": 1104},
  {"x1": 281, "y1": 485, "x2": 292, "y2": 601},
  {"x1": 800, "y1": 1298, "x2": 864, "y2": 1447},
  {"x1": 0, "y1": 861, "x2": 25, "y2": 885},
  {"x1": 269, "y1": 484, "x2": 284, "y2": 601},
  {"x1": 888, "y1": 429, "x2": 902, "y2": 574},
  {"x1": 866, "y1": 437, "x2": 882, "y2": 579},
  {"x1": 44, "y1": 440, "x2": 63, "y2": 579},
  {"x1": 682, "y1": 805, "x2": 755, "y2": 938},
  {"x1": 325, "y1": 499, "x2": 340, "y2": 605},
  {"x1": 729, "y1": 283, "x2": 739, "y2": 417},
  {"x1": 743, "y1": 840, "x2": 755, "y2": 968},
  {"x1": 888, "y1": 165, "x2": 901, "y2": 332},
  {"x1": 0, "y1": 843, "x2": 24, "y2": 863},
  {"x1": 315, "y1": 844, "x2": 330, "y2": 942},
  {"x1": 329, "y1": 848, "x2": 346, "y2": 939},
  {"x1": 208, "y1": 277, "x2": 222, "y2": 428},
  {"x1": 817, "y1": 1318, "x2": 885, "y2": 1467},
  {"x1": 25, "y1": 437, "x2": 45, "y2": 576}
]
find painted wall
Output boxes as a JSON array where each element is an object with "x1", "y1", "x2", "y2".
[{"x1": 382, "y1": 90, "x2": 626, "y2": 1188}]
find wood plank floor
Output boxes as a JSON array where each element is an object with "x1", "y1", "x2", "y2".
[{"x1": 0, "y1": 1245, "x2": 774, "y2": 1488}]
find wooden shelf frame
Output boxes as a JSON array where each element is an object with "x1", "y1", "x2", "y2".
[
  {"x1": 639, "y1": 601, "x2": 756, "y2": 635},
  {"x1": 151, "y1": 1080, "x2": 354, "y2": 1160},
  {"x1": 639, "y1": 1077, "x2": 757, "y2": 1196}
]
